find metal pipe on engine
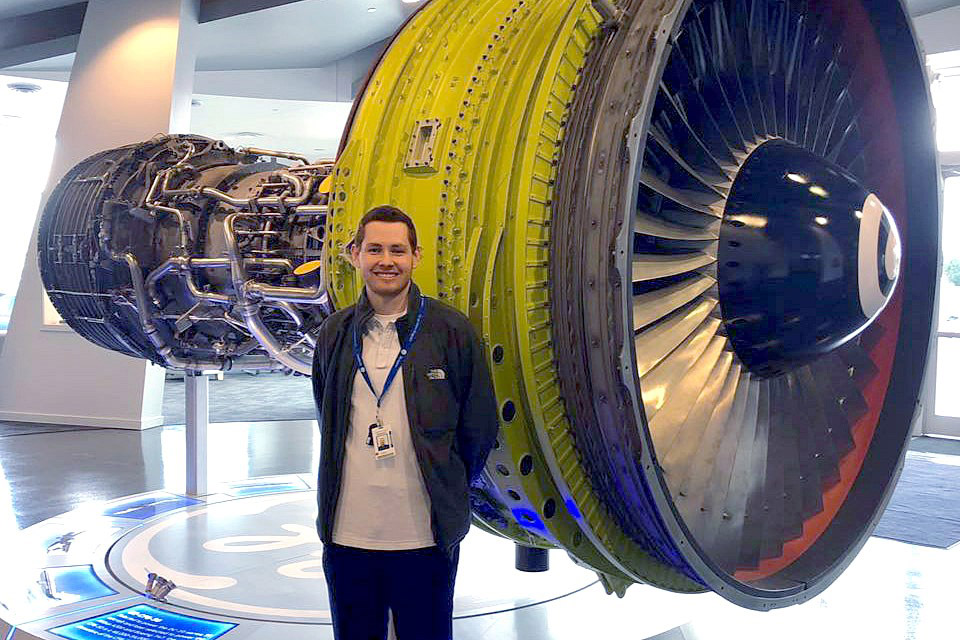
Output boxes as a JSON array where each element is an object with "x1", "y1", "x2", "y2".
[
  {"x1": 119, "y1": 252, "x2": 229, "y2": 372},
  {"x1": 291, "y1": 205, "x2": 327, "y2": 215},
  {"x1": 245, "y1": 258, "x2": 295, "y2": 271},
  {"x1": 146, "y1": 257, "x2": 231, "y2": 306},
  {"x1": 245, "y1": 282, "x2": 327, "y2": 304},
  {"x1": 200, "y1": 174, "x2": 316, "y2": 209},
  {"x1": 235, "y1": 302, "x2": 312, "y2": 374},
  {"x1": 145, "y1": 259, "x2": 178, "y2": 304},
  {"x1": 223, "y1": 214, "x2": 325, "y2": 304},
  {"x1": 276, "y1": 171, "x2": 306, "y2": 197},
  {"x1": 144, "y1": 173, "x2": 194, "y2": 249},
  {"x1": 237, "y1": 146, "x2": 310, "y2": 165},
  {"x1": 224, "y1": 213, "x2": 312, "y2": 374},
  {"x1": 184, "y1": 276, "x2": 231, "y2": 305},
  {"x1": 224, "y1": 213, "x2": 251, "y2": 295},
  {"x1": 265, "y1": 301, "x2": 305, "y2": 328},
  {"x1": 145, "y1": 253, "x2": 299, "y2": 311},
  {"x1": 188, "y1": 257, "x2": 293, "y2": 270}
]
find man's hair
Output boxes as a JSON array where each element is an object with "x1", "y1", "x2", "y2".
[{"x1": 351, "y1": 205, "x2": 418, "y2": 251}]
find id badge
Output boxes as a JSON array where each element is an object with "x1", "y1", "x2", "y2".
[{"x1": 372, "y1": 425, "x2": 396, "y2": 460}]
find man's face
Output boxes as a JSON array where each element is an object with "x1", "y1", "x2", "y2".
[{"x1": 350, "y1": 221, "x2": 421, "y2": 299}]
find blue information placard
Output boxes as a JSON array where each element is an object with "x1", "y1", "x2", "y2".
[
  {"x1": 41, "y1": 566, "x2": 116, "y2": 604},
  {"x1": 0, "y1": 566, "x2": 116, "y2": 622},
  {"x1": 49, "y1": 604, "x2": 236, "y2": 639},
  {"x1": 102, "y1": 495, "x2": 200, "y2": 520}
]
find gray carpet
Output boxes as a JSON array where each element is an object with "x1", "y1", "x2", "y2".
[
  {"x1": 162, "y1": 372, "x2": 316, "y2": 425},
  {"x1": 873, "y1": 451, "x2": 960, "y2": 549},
  {"x1": 908, "y1": 435, "x2": 960, "y2": 456}
]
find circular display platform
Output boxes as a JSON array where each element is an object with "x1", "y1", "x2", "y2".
[{"x1": 0, "y1": 476, "x2": 619, "y2": 640}]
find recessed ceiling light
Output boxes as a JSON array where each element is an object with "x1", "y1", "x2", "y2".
[
  {"x1": 232, "y1": 131, "x2": 265, "y2": 138},
  {"x1": 7, "y1": 82, "x2": 41, "y2": 94},
  {"x1": 367, "y1": 7, "x2": 377, "y2": 12}
]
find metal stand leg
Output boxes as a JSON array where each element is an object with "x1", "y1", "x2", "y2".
[
  {"x1": 515, "y1": 544, "x2": 550, "y2": 572},
  {"x1": 185, "y1": 372, "x2": 209, "y2": 496}
]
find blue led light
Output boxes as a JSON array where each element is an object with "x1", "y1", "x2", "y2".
[
  {"x1": 511, "y1": 508, "x2": 547, "y2": 532},
  {"x1": 229, "y1": 482, "x2": 303, "y2": 496},
  {"x1": 564, "y1": 498, "x2": 582, "y2": 519},
  {"x1": 48, "y1": 604, "x2": 236, "y2": 640},
  {"x1": 102, "y1": 495, "x2": 201, "y2": 520},
  {"x1": 44, "y1": 566, "x2": 116, "y2": 603}
]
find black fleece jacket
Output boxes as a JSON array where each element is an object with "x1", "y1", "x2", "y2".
[{"x1": 312, "y1": 282, "x2": 499, "y2": 552}]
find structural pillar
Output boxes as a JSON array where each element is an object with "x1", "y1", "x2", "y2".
[{"x1": 0, "y1": 0, "x2": 199, "y2": 430}]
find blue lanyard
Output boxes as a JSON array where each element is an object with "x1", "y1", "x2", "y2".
[{"x1": 353, "y1": 297, "x2": 426, "y2": 412}]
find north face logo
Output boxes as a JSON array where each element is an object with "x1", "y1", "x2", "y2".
[{"x1": 427, "y1": 368, "x2": 446, "y2": 380}]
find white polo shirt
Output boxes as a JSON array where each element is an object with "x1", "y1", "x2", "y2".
[{"x1": 331, "y1": 311, "x2": 435, "y2": 550}]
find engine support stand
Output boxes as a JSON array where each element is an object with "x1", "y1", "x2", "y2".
[{"x1": 185, "y1": 372, "x2": 209, "y2": 496}]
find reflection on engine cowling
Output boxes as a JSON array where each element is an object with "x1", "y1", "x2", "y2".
[
  {"x1": 717, "y1": 140, "x2": 902, "y2": 378},
  {"x1": 37, "y1": 135, "x2": 332, "y2": 373}
]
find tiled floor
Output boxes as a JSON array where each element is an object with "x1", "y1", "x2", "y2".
[
  {"x1": 0, "y1": 419, "x2": 319, "y2": 531},
  {"x1": 0, "y1": 415, "x2": 956, "y2": 639},
  {"x1": 448, "y1": 529, "x2": 960, "y2": 640}
]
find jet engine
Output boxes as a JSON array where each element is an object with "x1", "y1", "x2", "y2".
[
  {"x1": 39, "y1": 137, "x2": 333, "y2": 372},
  {"x1": 37, "y1": 0, "x2": 940, "y2": 610}
]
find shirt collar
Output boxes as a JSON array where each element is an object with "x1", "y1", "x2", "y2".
[
  {"x1": 354, "y1": 282, "x2": 423, "y2": 340},
  {"x1": 371, "y1": 312, "x2": 403, "y2": 331}
]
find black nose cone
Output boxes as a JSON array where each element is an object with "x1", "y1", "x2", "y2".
[{"x1": 718, "y1": 140, "x2": 901, "y2": 377}]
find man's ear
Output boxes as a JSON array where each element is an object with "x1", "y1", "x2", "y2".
[
  {"x1": 412, "y1": 246, "x2": 422, "y2": 269},
  {"x1": 349, "y1": 241, "x2": 361, "y2": 269}
]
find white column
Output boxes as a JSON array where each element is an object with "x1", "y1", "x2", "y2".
[{"x1": 0, "y1": 0, "x2": 199, "y2": 430}]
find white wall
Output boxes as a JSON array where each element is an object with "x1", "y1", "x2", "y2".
[
  {"x1": 193, "y1": 40, "x2": 383, "y2": 102},
  {"x1": 0, "y1": 0, "x2": 201, "y2": 430}
]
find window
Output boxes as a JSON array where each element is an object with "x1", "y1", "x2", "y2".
[{"x1": 0, "y1": 76, "x2": 68, "y2": 334}]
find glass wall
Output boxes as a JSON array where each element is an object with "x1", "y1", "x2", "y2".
[
  {"x1": 934, "y1": 179, "x2": 960, "y2": 420},
  {"x1": 928, "y1": 56, "x2": 960, "y2": 430},
  {"x1": 188, "y1": 93, "x2": 352, "y2": 162},
  {"x1": 0, "y1": 76, "x2": 68, "y2": 334}
]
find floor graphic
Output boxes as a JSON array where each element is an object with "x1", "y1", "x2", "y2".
[{"x1": 0, "y1": 475, "x2": 598, "y2": 640}]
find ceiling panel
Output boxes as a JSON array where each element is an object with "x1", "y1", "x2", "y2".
[
  {"x1": 0, "y1": 0, "x2": 75, "y2": 21},
  {"x1": 906, "y1": 0, "x2": 960, "y2": 16},
  {"x1": 2, "y1": 0, "x2": 419, "y2": 71},
  {"x1": 195, "y1": 0, "x2": 410, "y2": 71}
]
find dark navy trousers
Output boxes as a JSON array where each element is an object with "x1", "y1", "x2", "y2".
[{"x1": 322, "y1": 543, "x2": 460, "y2": 640}]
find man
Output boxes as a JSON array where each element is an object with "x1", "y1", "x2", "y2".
[{"x1": 311, "y1": 205, "x2": 499, "y2": 640}]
